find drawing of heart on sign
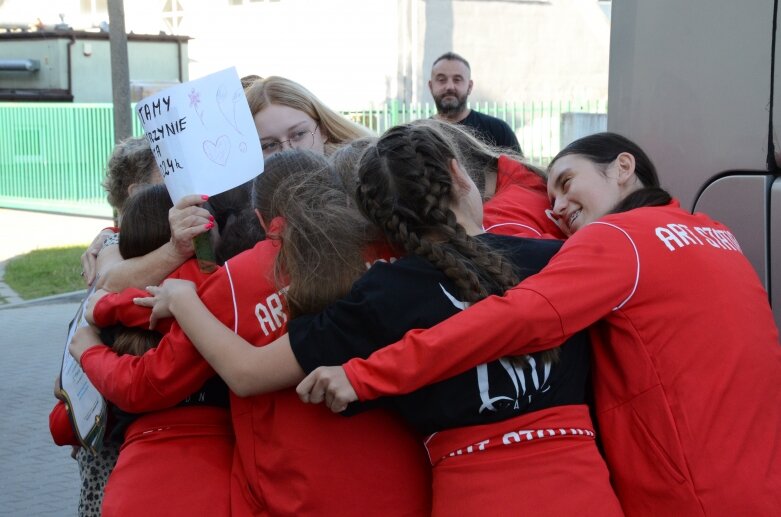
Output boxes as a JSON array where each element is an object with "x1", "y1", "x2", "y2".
[{"x1": 203, "y1": 135, "x2": 231, "y2": 166}]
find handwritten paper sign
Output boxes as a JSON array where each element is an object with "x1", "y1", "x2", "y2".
[
  {"x1": 60, "y1": 286, "x2": 107, "y2": 453},
  {"x1": 136, "y1": 67, "x2": 264, "y2": 204}
]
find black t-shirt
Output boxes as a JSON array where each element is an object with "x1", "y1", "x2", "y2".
[
  {"x1": 289, "y1": 233, "x2": 589, "y2": 435},
  {"x1": 459, "y1": 110, "x2": 522, "y2": 154}
]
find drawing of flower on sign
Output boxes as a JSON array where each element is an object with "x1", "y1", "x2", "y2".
[{"x1": 189, "y1": 88, "x2": 205, "y2": 125}]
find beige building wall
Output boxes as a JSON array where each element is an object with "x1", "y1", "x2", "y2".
[
  {"x1": 417, "y1": 0, "x2": 609, "y2": 104},
  {"x1": 0, "y1": 0, "x2": 609, "y2": 110},
  {"x1": 177, "y1": 0, "x2": 400, "y2": 111}
]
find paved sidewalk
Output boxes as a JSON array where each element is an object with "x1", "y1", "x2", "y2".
[
  {"x1": 0, "y1": 209, "x2": 112, "y2": 515},
  {"x1": 0, "y1": 297, "x2": 84, "y2": 515}
]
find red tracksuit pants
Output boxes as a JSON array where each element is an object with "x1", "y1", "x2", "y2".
[
  {"x1": 101, "y1": 406, "x2": 233, "y2": 517},
  {"x1": 425, "y1": 405, "x2": 624, "y2": 517}
]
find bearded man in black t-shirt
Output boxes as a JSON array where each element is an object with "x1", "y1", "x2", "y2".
[{"x1": 428, "y1": 52, "x2": 522, "y2": 154}]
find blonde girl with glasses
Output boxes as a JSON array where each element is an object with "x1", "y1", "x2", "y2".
[{"x1": 246, "y1": 76, "x2": 373, "y2": 157}]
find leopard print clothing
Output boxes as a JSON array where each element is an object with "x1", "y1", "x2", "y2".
[{"x1": 75, "y1": 443, "x2": 120, "y2": 517}]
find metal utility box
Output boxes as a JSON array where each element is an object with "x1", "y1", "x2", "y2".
[{"x1": 0, "y1": 30, "x2": 188, "y2": 102}]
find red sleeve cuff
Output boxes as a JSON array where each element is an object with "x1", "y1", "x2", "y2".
[
  {"x1": 343, "y1": 360, "x2": 372, "y2": 402},
  {"x1": 93, "y1": 289, "x2": 173, "y2": 332},
  {"x1": 80, "y1": 343, "x2": 111, "y2": 370}
]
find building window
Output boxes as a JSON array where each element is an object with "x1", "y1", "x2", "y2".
[{"x1": 162, "y1": 0, "x2": 185, "y2": 33}]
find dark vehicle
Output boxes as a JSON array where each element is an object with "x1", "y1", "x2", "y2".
[{"x1": 608, "y1": 0, "x2": 781, "y2": 328}]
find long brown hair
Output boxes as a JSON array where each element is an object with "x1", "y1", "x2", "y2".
[
  {"x1": 105, "y1": 183, "x2": 168, "y2": 356},
  {"x1": 118, "y1": 184, "x2": 172, "y2": 260},
  {"x1": 357, "y1": 123, "x2": 558, "y2": 364},
  {"x1": 329, "y1": 136, "x2": 378, "y2": 199},
  {"x1": 409, "y1": 119, "x2": 542, "y2": 197},
  {"x1": 356, "y1": 123, "x2": 518, "y2": 303},
  {"x1": 252, "y1": 149, "x2": 372, "y2": 317}
]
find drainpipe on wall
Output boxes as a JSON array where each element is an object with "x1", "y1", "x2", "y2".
[
  {"x1": 66, "y1": 35, "x2": 75, "y2": 101},
  {"x1": 177, "y1": 40, "x2": 183, "y2": 83}
]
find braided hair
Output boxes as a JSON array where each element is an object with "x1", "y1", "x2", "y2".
[
  {"x1": 356, "y1": 123, "x2": 518, "y2": 304},
  {"x1": 358, "y1": 123, "x2": 560, "y2": 365}
]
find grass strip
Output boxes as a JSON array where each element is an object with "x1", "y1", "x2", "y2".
[{"x1": 4, "y1": 246, "x2": 88, "y2": 300}]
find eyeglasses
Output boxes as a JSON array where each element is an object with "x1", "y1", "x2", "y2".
[{"x1": 260, "y1": 124, "x2": 320, "y2": 156}]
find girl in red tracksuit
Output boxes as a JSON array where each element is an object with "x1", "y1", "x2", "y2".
[
  {"x1": 300, "y1": 132, "x2": 781, "y2": 517},
  {"x1": 72, "y1": 150, "x2": 432, "y2": 517},
  {"x1": 64, "y1": 184, "x2": 233, "y2": 517},
  {"x1": 413, "y1": 119, "x2": 565, "y2": 239},
  {"x1": 149, "y1": 125, "x2": 622, "y2": 516}
]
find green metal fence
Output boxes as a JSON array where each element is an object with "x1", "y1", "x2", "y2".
[
  {"x1": 0, "y1": 103, "x2": 145, "y2": 217},
  {"x1": 343, "y1": 99, "x2": 607, "y2": 165},
  {"x1": 0, "y1": 99, "x2": 606, "y2": 217}
]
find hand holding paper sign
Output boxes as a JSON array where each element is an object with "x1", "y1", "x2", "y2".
[{"x1": 168, "y1": 194, "x2": 213, "y2": 255}]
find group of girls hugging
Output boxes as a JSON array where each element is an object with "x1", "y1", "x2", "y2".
[{"x1": 52, "y1": 74, "x2": 780, "y2": 517}]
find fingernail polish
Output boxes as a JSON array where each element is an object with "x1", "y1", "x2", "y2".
[
  {"x1": 201, "y1": 194, "x2": 209, "y2": 200},
  {"x1": 205, "y1": 222, "x2": 214, "y2": 230},
  {"x1": 209, "y1": 215, "x2": 215, "y2": 222}
]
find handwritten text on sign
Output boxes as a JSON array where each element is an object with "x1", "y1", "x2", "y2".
[{"x1": 135, "y1": 67, "x2": 263, "y2": 204}]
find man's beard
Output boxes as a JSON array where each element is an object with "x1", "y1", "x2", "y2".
[{"x1": 434, "y1": 91, "x2": 468, "y2": 117}]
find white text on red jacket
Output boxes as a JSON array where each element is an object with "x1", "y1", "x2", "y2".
[
  {"x1": 255, "y1": 291, "x2": 287, "y2": 336},
  {"x1": 655, "y1": 223, "x2": 742, "y2": 252}
]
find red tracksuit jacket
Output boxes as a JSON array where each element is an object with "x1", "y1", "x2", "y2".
[
  {"x1": 48, "y1": 258, "x2": 212, "y2": 446},
  {"x1": 342, "y1": 201, "x2": 781, "y2": 516},
  {"x1": 483, "y1": 155, "x2": 565, "y2": 239},
  {"x1": 78, "y1": 258, "x2": 232, "y2": 517},
  {"x1": 81, "y1": 240, "x2": 431, "y2": 517}
]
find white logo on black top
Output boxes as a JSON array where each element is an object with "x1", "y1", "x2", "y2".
[{"x1": 439, "y1": 283, "x2": 553, "y2": 414}]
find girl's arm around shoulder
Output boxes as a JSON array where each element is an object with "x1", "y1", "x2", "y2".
[
  {"x1": 96, "y1": 194, "x2": 212, "y2": 291},
  {"x1": 288, "y1": 264, "x2": 401, "y2": 374},
  {"x1": 522, "y1": 219, "x2": 642, "y2": 334},
  {"x1": 339, "y1": 222, "x2": 640, "y2": 401},
  {"x1": 150, "y1": 272, "x2": 305, "y2": 397},
  {"x1": 79, "y1": 329, "x2": 216, "y2": 412},
  {"x1": 91, "y1": 288, "x2": 173, "y2": 332}
]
